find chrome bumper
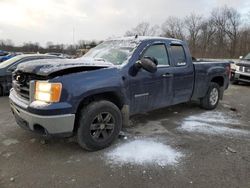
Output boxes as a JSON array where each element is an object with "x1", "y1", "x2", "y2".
[
  {"x1": 233, "y1": 71, "x2": 250, "y2": 82},
  {"x1": 9, "y1": 89, "x2": 75, "y2": 136}
]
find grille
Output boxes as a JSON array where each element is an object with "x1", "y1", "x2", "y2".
[
  {"x1": 244, "y1": 67, "x2": 250, "y2": 73},
  {"x1": 239, "y1": 66, "x2": 250, "y2": 73},
  {"x1": 239, "y1": 75, "x2": 250, "y2": 81},
  {"x1": 239, "y1": 66, "x2": 244, "y2": 72},
  {"x1": 12, "y1": 72, "x2": 46, "y2": 101},
  {"x1": 13, "y1": 79, "x2": 30, "y2": 100}
]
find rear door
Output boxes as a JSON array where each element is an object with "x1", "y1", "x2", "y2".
[
  {"x1": 169, "y1": 43, "x2": 194, "y2": 104},
  {"x1": 129, "y1": 43, "x2": 174, "y2": 114}
]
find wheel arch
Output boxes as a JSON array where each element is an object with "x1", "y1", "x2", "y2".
[
  {"x1": 73, "y1": 91, "x2": 126, "y2": 133},
  {"x1": 211, "y1": 76, "x2": 224, "y2": 87}
]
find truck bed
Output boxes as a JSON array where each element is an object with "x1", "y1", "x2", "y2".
[{"x1": 192, "y1": 60, "x2": 230, "y2": 100}]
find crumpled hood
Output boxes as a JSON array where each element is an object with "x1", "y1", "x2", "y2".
[{"x1": 16, "y1": 57, "x2": 115, "y2": 76}]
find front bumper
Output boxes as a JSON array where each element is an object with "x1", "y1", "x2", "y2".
[
  {"x1": 9, "y1": 89, "x2": 75, "y2": 136},
  {"x1": 231, "y1": 71, "x2": 250, "y2": 83}
]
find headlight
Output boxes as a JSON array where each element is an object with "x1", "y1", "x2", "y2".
[{"x1": 35, "y1": 81, "x2": 62, "y2": 103}]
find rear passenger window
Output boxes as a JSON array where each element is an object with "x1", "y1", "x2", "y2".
[
  {"x1": 143, "y1": 44, "x2": 169, "y2": 66},
  {"x1": 170, "y1": 45, "x2": 186, "y2": 66}
]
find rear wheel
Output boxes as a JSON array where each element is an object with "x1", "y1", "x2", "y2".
[
  {"x1": 77, "y1": 100, "x2": 122, "y2": 151},
  {"x1": 200, "y1": 82, "x2": 220, "y2": 110}
]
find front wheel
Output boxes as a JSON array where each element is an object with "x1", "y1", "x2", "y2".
[
  {"x1": 200, "y1": 82, "x2": 220, "y2": 110},
  {"x1": 77, "y1": 100, "x2": 122, "y2": 151}
]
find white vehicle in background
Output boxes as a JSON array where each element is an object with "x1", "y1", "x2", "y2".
[{"x1": 231, "y1": 53, "x2": 250, "y2": 84}]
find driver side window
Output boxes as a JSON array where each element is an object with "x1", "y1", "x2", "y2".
[{"x1": 143, "y1": 44, "x2": 169, "y2": 66}]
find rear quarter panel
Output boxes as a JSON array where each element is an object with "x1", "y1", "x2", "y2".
[{"x1": 192, "y1": 61, "x2": 229, "y2": 99}]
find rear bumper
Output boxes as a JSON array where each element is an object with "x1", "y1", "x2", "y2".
[
  {"x1": 9, "y1": 89, "x2": 75, "y2": 136},
  {"x1": 231, "y1": 71, "x2": 250, "y2": 83}
]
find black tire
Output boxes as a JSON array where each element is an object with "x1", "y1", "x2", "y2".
[
  {"x1": 200, "y1": 82, "x2": 220, "y2": 110},
  {"x1": 77, "y1": 100, "x2": 122, "y2": 151}
]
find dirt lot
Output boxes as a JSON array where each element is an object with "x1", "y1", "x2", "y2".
[{"x1": 0, "y1": 84, "x2": 250, "y2": 188}]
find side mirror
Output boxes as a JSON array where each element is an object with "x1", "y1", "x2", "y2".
[
  {"x1": 129, "y1": 57, "x2": 157, "y2": 76},
  {"x1": 137, "y1": 57, "x2": 158, "y2": 73},
  {"x1": 239, "y1": 56, "x2": 243, "y2": 60}
]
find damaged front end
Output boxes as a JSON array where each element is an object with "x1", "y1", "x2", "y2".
[
  {"x1": 9, "y1": 58, "x2": 116, "y2": 136},
  {"x1": 12, "y1": 58, "x2": 114, "y2": 102}
]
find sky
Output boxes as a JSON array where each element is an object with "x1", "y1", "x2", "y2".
[{"x1": 0, "y1": 0, "x2": 249, "y2": 46}]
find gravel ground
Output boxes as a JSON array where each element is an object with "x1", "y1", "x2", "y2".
[{"x1": 0, "y1": 84, "x2": 250, "y2": 188}]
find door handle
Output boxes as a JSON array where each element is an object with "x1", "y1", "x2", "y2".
[{"x1": 162, "y1": 73, "x2": 173, "y2": 78}]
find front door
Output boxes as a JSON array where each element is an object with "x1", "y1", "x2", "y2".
[{"x1": 129, "y1": 43, "x2": 173, "y2": 114}]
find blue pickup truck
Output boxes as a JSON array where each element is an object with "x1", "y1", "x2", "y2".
[{"x1": 9, "y1": 37, "x2": 231, "y2": 151}]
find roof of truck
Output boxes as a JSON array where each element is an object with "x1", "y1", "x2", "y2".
[{"x1": 109, "y1": 36, "x2": 183, "y2": 43}]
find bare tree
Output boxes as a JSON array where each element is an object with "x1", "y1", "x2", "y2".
[
  {"x1": 225, "y1": 7, "x2": 241, "y2": 57},
  {"x1": 78, "y1": 40, "x2": 87, "y2": 49},
  {"x1": 0, "y1": 39, "x2": 15, "y2": 51},
  {"x1": 185, "y1": 13, "x2": 203, "y2": 57},
  {"x1": 211, "y1": 6, "x2": 241, "y2": 57},
  {"x1": 161, "y1": 17, "x2": 185, "y2": 40},
  {"x1": 238, "y1": 26, "x2": 250, "y2": 56},
  {"x1": 198, "y1": 18, "x2": 217, "y2": 57},
  {"x1": 22, "y1": 42, "x2": 40, "y2": 52},
  {"x1": 125, "y1": 22, "x2": 159, "y2": 36},
  {"x1": 46, "y1": 41, "x2": 54, "y2": 50},
  {"x1": 211, "y1": 7, "x2": 228, "y2": 58}
]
